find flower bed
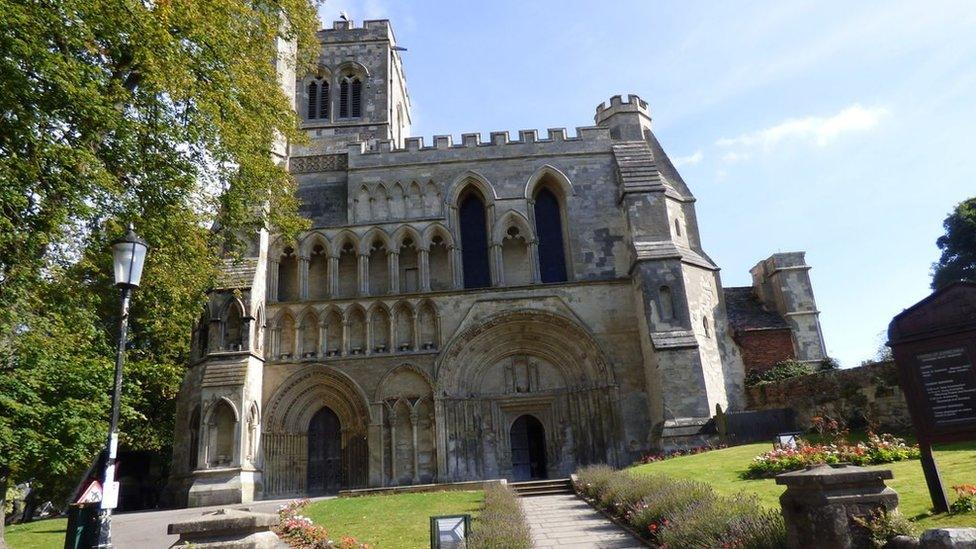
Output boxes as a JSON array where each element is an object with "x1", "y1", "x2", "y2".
[
  {"x1": 467, "y1": 483, "x2": 532, "y2": 549},
  {"x1": 274, "y1": 499, "x2": 370, "y2": 548},
  {"x1": 744, "y1": 433, "x2": 920, "y2": 479},
  {"x1": 575, "y1": 465, "x2": 786, "y2": 548},
  {"x1": 636, "y1": 443, "x2": 728, "y2": 464},
  {"x1": 950, "y1": 484, "x2": 976, "y2": 514}
]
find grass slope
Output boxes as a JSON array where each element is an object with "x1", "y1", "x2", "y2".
[
  {"x1": 4, "y1": 518, "x2": 67, "y2": 549},
  {"x1": 303, "y1": 490, "x2": 483, "y2": 548},
  {"x1": 630, "y1": 441, "x2": 976, "y2": 529}
]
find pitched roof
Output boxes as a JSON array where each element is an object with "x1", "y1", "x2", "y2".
[{"x1": 724, "y1": 286, "x2": 790, "y2": 332}]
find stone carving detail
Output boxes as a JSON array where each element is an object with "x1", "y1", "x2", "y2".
[{"x1": 290, "y1": 154, "x2": 348, "y2": 174}]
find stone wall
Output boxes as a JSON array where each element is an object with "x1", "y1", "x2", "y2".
[{"x1": 746, "y1": 361, "x2": 912, "y2": 432}]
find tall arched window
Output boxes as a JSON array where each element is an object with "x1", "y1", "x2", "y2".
[
  {"x1": 306, "y1": 77, "x2": 329, "y2": 120},
  {"x1": 459, "y1": 189, "x2": 490, "y2": 289},
  {"x1": 339, "y1": 75, "x2": 362, "y2": 118},
  {"x1": 534, "y1": 187, "x2": 568, "y2": 283}
]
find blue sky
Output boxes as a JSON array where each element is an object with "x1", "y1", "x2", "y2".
[{"x1": 319, "y1": 1, "x2": 976, "y2": 367}]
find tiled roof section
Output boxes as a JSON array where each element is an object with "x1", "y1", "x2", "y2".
[
  {"x1": 724, "y1": 286, "x2": 790, "y2": 332},
  {"x1": 214, "y1": 257, "x2": 257, "y2": 290}
]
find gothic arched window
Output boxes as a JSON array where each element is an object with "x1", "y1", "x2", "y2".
[
  {"x1": 534, "y1": 187, "x2": 568, "y2": 283},
  {"x1": 306, "y1": 76, "x2": 330, "y2": 120},
  {"x1": 459, "y1": 189, "x2": 490, "y2": 289},
  {"x1": 339, "y1": 75, "x2": 362, "y2": 118}
]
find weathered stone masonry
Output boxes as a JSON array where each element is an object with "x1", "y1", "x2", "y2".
[{"x1": 164, "y1": 18, "x2": 828, "y2": 507}]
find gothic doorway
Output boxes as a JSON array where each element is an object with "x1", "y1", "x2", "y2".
[
  {"x1": 510, "y1": 415, "x2": 547, "y2": 481},
  {"x1": 307, "y1": 407, "x2": 342, "y2": 495}
]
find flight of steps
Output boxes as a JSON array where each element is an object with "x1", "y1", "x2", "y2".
[{"x1": 510, "y1": 478, "x2": 574, "y2": 497}]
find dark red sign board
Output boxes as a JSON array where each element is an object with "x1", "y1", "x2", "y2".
[{"x1": 888, "y1": 281, "x2": 976, "y2": 512}]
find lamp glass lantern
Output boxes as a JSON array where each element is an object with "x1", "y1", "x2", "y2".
[{"x1": 112, "y1": 227, "x2": 148, "y2": 288}]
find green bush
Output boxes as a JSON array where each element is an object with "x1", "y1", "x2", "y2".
[
  {"x1": 468, "y1": 483, "x2": 532, "y2": 549},
  {"x1": 575, "y1": 466, "x2": 786, "y2": 548},
  {"x1": 853, "y1": 509, "x2": 918, "y2": 548},
  {"x1": 745, "y1": 360, "x2": 814, "y2": 386}
]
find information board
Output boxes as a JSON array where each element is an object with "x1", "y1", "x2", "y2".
[{"x1": 916, "y1": 347, "x2": 976, "y2": 428}]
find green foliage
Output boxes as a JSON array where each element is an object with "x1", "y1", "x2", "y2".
[
  {"x1": 932, "y1": 197, "x2": 976, "y2": 289},
  {"x1": 745, "y1": 359, "x2": 814, "y2": 386},
  {"x1": 852, "y1": 509, "x2": 919, "y2": 548},
  {"x1": 575, "y1": 466, "x2": 786, "y2": 548},
  {"x1": 0, "y1": 0, "x2": 321, "y2": 513},
  {"x1": 468, "y1": 483, "x2": 532, "y2": 549},
  {"x1": 950, "y1": 485, "x2": 976, "y2": 514}
]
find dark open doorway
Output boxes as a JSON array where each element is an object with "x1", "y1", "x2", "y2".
[
  {"x1": 307, "y1": 407, "x2": 342, "y2": 495},
  {"x1": 510, "y1": 415, "x2": 547, "y2": 481}
]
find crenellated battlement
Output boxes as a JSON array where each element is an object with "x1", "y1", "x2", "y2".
[
  {"x1": 595, "y1": 94, "x2": 650, "y2": 125},
  {"x1": 317, "y1": 19, "x2": 395, "y2": 44}
]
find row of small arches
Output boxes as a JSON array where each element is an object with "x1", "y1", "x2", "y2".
[
  {"x1": 268, "y1": 300, "x2": 441, "y2": 359},
  {"x1": 354, "y1": 181, "x2": 442, "y2": 222}
]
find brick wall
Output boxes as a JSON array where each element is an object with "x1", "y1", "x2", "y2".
[
  {"x1": 746, "y1": 361, "x2": 912, "y2": 433},
  {"x1": 735, "y1": 328, "x2": 796, "y2": 373}
]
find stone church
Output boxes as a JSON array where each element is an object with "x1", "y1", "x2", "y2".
[{"x1": 165, "y1": 18, "x2": 828, "y2": 507}]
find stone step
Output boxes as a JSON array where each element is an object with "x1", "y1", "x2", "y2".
[{"x1": 511, "y1": 478, "x2": 574, "y2": 497}]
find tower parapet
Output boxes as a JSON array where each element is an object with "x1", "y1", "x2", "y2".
[{"x1": 595, "y1": 94, "x2": 653, "y2": 141}]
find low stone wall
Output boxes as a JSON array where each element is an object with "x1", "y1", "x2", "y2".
[{"x1": 746, "y1": 361, "x2": 912, "y2": 432}]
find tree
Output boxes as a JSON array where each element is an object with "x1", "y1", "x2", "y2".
[
  {"x1": 932, "y1": 197, "x2": 976, "y2": 289},
  {"x1": 0, "y1": 0, "x2": 320, "y2": 540}
]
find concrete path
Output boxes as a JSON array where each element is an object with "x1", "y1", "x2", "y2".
[
  {"x1": 109, "y1": 496, "x2": 334, "y2": 548},
  {"x1": 521, "y1": 493, "x2": 644, "y2": 548}
]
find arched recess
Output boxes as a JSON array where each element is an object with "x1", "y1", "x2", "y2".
[
  {"x1": 336, "y1": 63, "x2": 366, "y2": 119},
  {"x1": 278, "y1": 247, "x2": 300, "y2": 301},
  {"x1": 424, "y1": 224, "x2": 454, "y2": 291},
  {"x1": 527, "y1": 167, "x2": 572, "y2": 283},
  {"x1": 493, "y1": 210, "x2": 536, "y2": 287},
  {"x1": 394, "y1": 226, "x2": 422, "y2": 293},
  {"x1": 187, "y1": 405, "x2": 201, "y2": 471},
  {"x1": 375, "y1": 365, "x2": 436, "y2": 484},
  {"x1": 273, "y1": 310, "x2": 297, "y2": 359},
  {"x1": 245, "y1": 402, "x2": 260, "y2": 465},
  {"x1": 417, "y1": 300, "x2": 440, "y2": 350},
  {"x1": 445, "y1": 171, "x2": 498, "y2": 208},
  {"x1": 407, "y1": 181, "x2": 424, "y2": 217},
  {"x1": 332, "y1": 231, "x2": 359, "y2": 298},
  {"x1": 221, "y1": 297, "x2": 247, "y2": 351},
  {"x1": 390, "y1": 183, "x2": 406, "y2": 219},
  {"x1": 303, "y1": 233, "x2": 331, "y2": 300},
  {"x1": 354, "y1": 186, "x2": 371, "y2": 222},
  {"x1": 372, "y1": 185, "x2": 390, "y2": 221},
  {"x1": 299, "y1": 308, "x2": 320, "y2": 358},
  {"x1": 301, "y1": 68, "x2": 332, "y2": 121},
  {"x1": 195, "y1": 308, "x2": 211, "y2": 359},
  {"x1": 392, "y1": 301, "x2": 415, "y2": 351},
  {"x1": 423, "y1": 181, "x2": 441, "y2": 216},
  {"x1": 203, "y1": 397, "x2": 239, "y2": 468},
  {"x1": 346, "y1": 305, "x2": 367, "y2": 354},
  {"x1": 322, "y1": 306, "x2": 343, "y2": 356},
  {"x1": 262, "y1": 366, "x2": 372, "y2": 494},
  {"x1": 362, "y1": 228, "x2": 393, "y2": 296},
  {"x1": 368, "y1": 302, "x2": 392, "y2": 353}
]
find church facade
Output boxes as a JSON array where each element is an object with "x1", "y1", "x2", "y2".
[{"x1": 165, "y1": 19, "x2": 827, "y2": 507}]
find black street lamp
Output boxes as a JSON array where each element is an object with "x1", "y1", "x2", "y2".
[{"x1": 95, "y1": 225, "x2": 148, "y2": 549}]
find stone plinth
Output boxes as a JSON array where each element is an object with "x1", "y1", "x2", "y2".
[
  {"x1": 167, "y1": 508, "x2": 282, "y2": 548},
  {"x1": 920, "y1": 529, "x2": 976, "y2": 548},
  {"x1": 776, "y1": 464, "x2": 899, "y2": 549}
]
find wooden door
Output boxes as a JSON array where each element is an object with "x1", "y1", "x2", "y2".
[
  {"x1": 510, "y1": 415, "x2": 547, "y2": 481},
  {"x1": 307, "y1": 407, "x2": 342, "y2": 495}
]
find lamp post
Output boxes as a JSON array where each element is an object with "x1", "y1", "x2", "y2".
[{"x1": 95, "y1": 225, "x2": 148, "y2": 549}]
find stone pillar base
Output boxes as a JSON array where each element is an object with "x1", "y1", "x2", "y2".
[{"x1": 187, "y1": 468, "x2": 260, "y2": 508}]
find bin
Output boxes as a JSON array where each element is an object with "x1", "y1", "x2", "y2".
[{"x1": 63, "y1": 503, "x2": 99, "y2": 549}]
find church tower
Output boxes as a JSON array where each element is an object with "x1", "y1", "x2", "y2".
[{"x1": 292, "y1": 19, "x2": 412, "y2": 154}]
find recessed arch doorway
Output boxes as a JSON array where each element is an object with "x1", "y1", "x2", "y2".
[
  {"x1": 510, "y1": 415, "x2": 547, "y2": 481},
  {"x1": 307, "y1": 407, "x2": 342, "y2": 495}
]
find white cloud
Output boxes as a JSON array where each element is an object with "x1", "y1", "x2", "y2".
[
  {"x1": 716, "y1": 104, "x2": 889, "y2": 156},
  {"x1": 672, "y1": 150, "x2": 704, "y2": 168}
]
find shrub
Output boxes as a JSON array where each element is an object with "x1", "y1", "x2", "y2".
[
  {"x1": 852, "y1": 509, "x2": 918, "y2": 548},
  {"x1": 745, "y1": 433, "x2": 921, "y2": 479},
  {"x1": 950, "y1": 484, "x2": 976, "y2": 513},
  {"x1": 576, "y1": 467, "x2": 786, "y2": 548},
  {"x1": 636, "y1": 443, "x2": 728, "y2": 464},
  {"x1": 468, "y1": 483, "x2": 532, "y2": 549},
  {"x1": 745, "y1": 359, "x2": 813, "y2": 386},
  {"x1": 574, "y1": 464, "x2": 616, "y2": 500}
]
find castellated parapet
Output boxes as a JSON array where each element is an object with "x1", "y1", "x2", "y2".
[{"x1": 595, "y1": 94, "x2": 651, "y2": 124}]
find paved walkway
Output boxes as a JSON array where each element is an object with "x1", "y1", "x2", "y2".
[
  {"x1": 108, "y1": 496, "x2": 334, "y2": 548},
  {"x1": 521, "y1": 493, "x2": 644, "y2": 548}
]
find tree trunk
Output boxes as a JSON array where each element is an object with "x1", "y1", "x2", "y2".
[{"x1": 0, "y1": 465, "x2": 9, "y2": 549}]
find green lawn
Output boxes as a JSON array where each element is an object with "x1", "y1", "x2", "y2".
[
  {"x1": 4, "y1": 518, "x2": 67, "y2": 549},
  {"x1": 630, "y1": 441, "x2": 976, "y2": 529},
  {"x1": 303, "y1": 490, "x2": 483, "y2": 548}
]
